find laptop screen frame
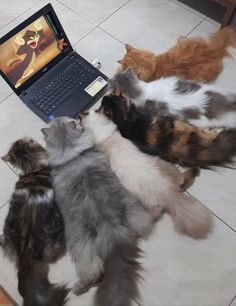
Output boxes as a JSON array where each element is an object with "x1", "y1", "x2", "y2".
[{"x1": 0, "y1": 3, "x2": 73, "y2": 95}]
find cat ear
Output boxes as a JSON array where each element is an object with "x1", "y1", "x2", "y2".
[
  {"x1": 66, "y1": 121, "x2": 77, "y2": 129},
  {"x1": 125, "y1": 44, "x2": 133, "y2": 53},
  {"x1": 78, "y1": 111, "x2": 89, "y2": 121},
  {"x1": 117, "y1": 59, "x2": 123, "y2": 64},
  {"x1": 103, "y1": 108, "x2": 112, "y2": 119},
  {"x1": 41, "y1": 128, "x2": 50, "y2": 137},
  {"x1": 125, "y1": 66, "x2": 135, "y2": 76},
  {"x1": 2, "y1": 154, "x2": 11, "y2": 162},
  {"x1": 95, "y1": 105, "x2": 104, "y2": 113},
  {"x1": 27, "y1": 139, "x2": 34, "y2": 144}
]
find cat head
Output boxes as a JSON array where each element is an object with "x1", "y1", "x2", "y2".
[
  {"x1": 2, "y1": 138, "x2": 46, "y2": 174},
  {"x1": 41, "y1": 117, "x2": 94, "y2": 166},
  {"x1": 109, "y1": 67, "x2": 141, "y2": 99},
  {"x1": 117, "y1": 44, "x2": 156, "y2": 82},
  {"x1": 99, "y1": 94, "x2": 130, "y2": 129},
  {"x1": 80, "y1": 109, "x2": 117, "y2": 144}
]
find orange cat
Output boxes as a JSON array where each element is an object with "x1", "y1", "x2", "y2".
[{"x1": 118, "y1": 27, "x2": 236, "y2": 83}]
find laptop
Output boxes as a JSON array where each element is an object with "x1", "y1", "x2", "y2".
[{"x1": 0, "y1": 3, "x2": 108, "y2": 122}]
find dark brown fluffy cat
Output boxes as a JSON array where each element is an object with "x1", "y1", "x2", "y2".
[
  {"x1": 1, "y1": 138, "x2": 68, "y2": 306},
  {"x1": 99, "y1": 95, "x2": 236, "y2": 169}
]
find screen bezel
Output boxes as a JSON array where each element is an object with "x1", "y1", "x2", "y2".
[{"x1": 0, "y1": 3, "x2": 73, "y2": 95}]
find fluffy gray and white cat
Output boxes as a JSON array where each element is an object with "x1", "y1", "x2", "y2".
[
  {"x1": 110, "y1": 68, "x2": 236, "y2": 128},
  {"x1": 41, "y1": 117, "x2": 154, "y2": 306},
  {"x1": 81, "y1": 110, "x2": 213, "y2": 240}
]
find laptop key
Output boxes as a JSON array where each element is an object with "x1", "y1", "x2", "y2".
[{"x1": 30, "y1": 57, "x2": 96, "y2": 115}]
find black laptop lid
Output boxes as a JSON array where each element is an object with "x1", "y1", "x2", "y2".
[{"x1": 0, "y1": 3, "x2": 73, "y2": 95}]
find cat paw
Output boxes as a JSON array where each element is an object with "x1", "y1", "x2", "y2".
[
  {"x1": 0, "y1": 234, "x2": 4, "y2": 246},
  {"x1": 73, "y1": 274, "x2": 103, "y2": 296},
  {"x1": 181, "y1": 166, "x2": 200, "y2": 190},
  {"x1": 73, "y1": 281, "x2": 91, "y2": 296}
]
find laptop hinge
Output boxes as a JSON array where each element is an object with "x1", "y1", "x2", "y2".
[{"x1": 68, "y1": 50, "x2": 76, "y2": 58}]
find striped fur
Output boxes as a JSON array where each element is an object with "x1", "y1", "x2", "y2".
[{"x1": 1, "y1": 138, "x2": 68, "y2": 306}]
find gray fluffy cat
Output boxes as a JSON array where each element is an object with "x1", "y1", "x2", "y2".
[{"x1": 41, "y1": 117, "x2": 154, "y2": 306}]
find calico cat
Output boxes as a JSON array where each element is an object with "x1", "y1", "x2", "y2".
[
  {"x1": 100, "y1": 94, "x2": 236, "y2": 169},
  {"x1": 0, "y1": 138, "x2": 67, "y2": 306},
  {"x1": 110, "y1": 68, "x2": 236, "y2": 129},
  {"x1": 80, "y1": 110, "x2": 213, "y2": 239},
  {"x1": 41, "y1": 117, "x2": 154, "y2": 306},
  {"x1": 117, "y1": 27, "x2": 236, "y2": 83}
]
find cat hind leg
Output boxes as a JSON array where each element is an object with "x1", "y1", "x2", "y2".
[
  {"x1": 71, "y1": 243, "x2": 104, "y2": 296},
  {"x1": 180, "y1": 167, "x2": 200, "y2": 190},
  {"x1": 126, "y1": 200, "x2": 155, "y2": 239}
]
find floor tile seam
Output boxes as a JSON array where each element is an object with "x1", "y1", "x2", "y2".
[
  {"x1": 169, "y1": 0, "x2": 207, "y2": 19},
  {"x1": 185, "y1": 17, "x2": 206, "y2": 37},
  {"x1": 0, "y1": 199, "x2": 9, "y2": 210},
  {"x1": 72, "y1": 25, "x2": 98, "y2": 47},
  {"x1": 55, "y1": 0, "x2": 96, "y2": 25},
  {"x1": 229, "y1": 294, "x2": 236, "y2": 306},
  {"x1": 0, "y1": 93, "x2": 13, "y2": 105},
  {"x1": 1, "y1": 159, "x2": 19, "y2": 177},
  {"x1": 186, "y1": 191, "x2": 236, "y2": 233},
  {"x1": 0, "y1": 0, "x2": 44, "y2": 31},
  {"x1": 97, "y1": 26, "x2": 125, "y2": 44},
  {"x1": 97, "y1": 0, "x2": 132, "y2": 28}
]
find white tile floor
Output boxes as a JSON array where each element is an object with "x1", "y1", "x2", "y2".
[{"x1": 0, "y1": 0, "x2": 235, "y2": 305}]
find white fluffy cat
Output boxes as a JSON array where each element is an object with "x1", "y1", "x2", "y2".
[
  {"x1": 110, "y1": 68, "x2": 236, "y2": 128},
  {"x1": 81, "y1": 110, "x2": 213, "y2": 239}
]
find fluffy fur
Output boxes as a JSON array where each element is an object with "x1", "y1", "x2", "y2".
[
  {"x1": 100, "y1": 95, "x2": 236, "y2": 169},
  {"x1": 110, "y1": 68, "x2": 236, "y2": 129},
  {"x1": 1, "y1": 138, "x2": 67, "y2": 306},
  {"x1": 81, "y1": 110, "x2": 213, "y2": 239},
  {"x1": 42, "y1": 117, "x2": 154, "y2": 306},
  {"x1": 118, "y1": 27, "x2": 236, "y2": 82}
]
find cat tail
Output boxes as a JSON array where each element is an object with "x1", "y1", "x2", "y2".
[
  {"x1": 94, "y1": 241, "x2": 142, "y2": 306},
  {"x1": 166, "y1": 191, "x2": 213, "y2": 240},
  {"x1": 197, "y1": 129, "x2": 236, "y2": 168},
  {"x1": 18, "y1": 255, "x2": 69, "y2": 306},
  {"x1": 209, "y1": 27, "x2": 236, "y2": 57}
]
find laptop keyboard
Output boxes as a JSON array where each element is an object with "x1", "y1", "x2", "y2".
[{"x1": 30, "y1": 57, "x2": 96, "y2": 115}]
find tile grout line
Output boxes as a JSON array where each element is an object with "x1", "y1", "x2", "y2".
[
  {"x1": 169, "y1": 0, "x2": 206, "y2": 19},
  {"x1": 209, "y1": 210, "x2": 236, "y2": 233},
  {"x1": 0, "y1": 199, "x2": 10, "y2": 210},
  {"x1": 185, "y1": 17, "x2": 206, "y2": 37},
  {"x1": 187, "y1": 191, "x2": 236, "y2": 234},
  {"x1": 55, "y1": 0, "x2": 96, "y2": 25},
  {"x1": 97, "y1": 0, "x2": 132, "y2": 28},
  {"x1": 72, "y1": 26, "x2": 98, "y2": 47},
  {"x1": 1, "y1": 160, "x2": 19, "y2": 177},
  {"x1": 57, "y1": 0, "x2": 132, "y2": 46},
  {"x1": 0, "y1": 92, "x2": 13, "y2": 105},
  {"x1": 98, "y1": 27, "x2": 125, "y2": 45},
  {"x1": 0, "y1": 0, "x2": 44, "y2": 32},
  {"x1": 54, "y1": 0, "x2": 98, "y2": 47},
  {"x1": 229, "y1": 294, "x2": 236, "y2": 306}
]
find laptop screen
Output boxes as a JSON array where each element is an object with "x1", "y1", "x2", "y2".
[{"x1": 0, "y1": 14, "x2": 68, "y2": 88}]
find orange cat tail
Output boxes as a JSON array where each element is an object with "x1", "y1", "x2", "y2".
[{"x1": 208, "y1": 27, "x2": 236, "y2": 57}]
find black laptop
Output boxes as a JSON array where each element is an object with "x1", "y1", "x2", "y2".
[{"x1": 0, "y1": 3, "x2": 108, "y2": 122}]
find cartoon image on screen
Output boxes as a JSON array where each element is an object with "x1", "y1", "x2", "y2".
[{"x1": 0, "y1": 16, "x2": 68, "y2": 88}]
